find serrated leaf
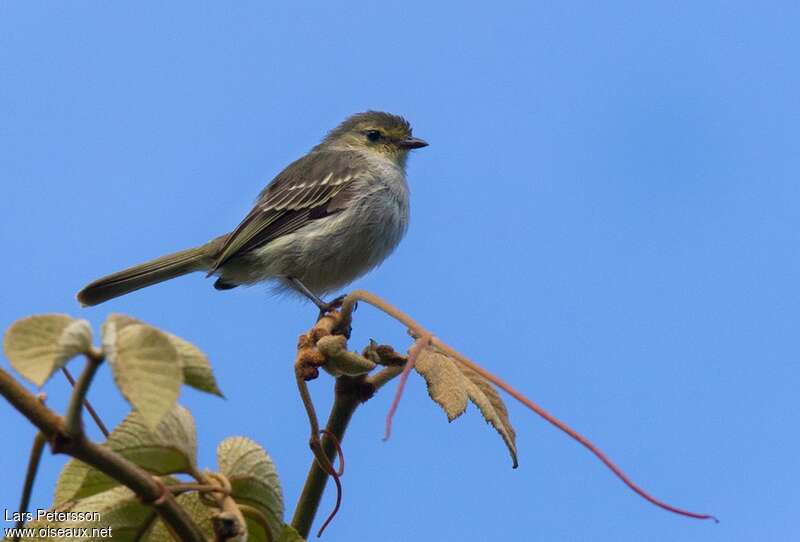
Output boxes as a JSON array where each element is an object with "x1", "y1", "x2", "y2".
[
  {"x1": 414, "y1": 347, "x2": 469, "y2": 421},
  {"x1": 105, "y1": 320, "x2": 182, "y2": 429},
  {"x1": 167, "y1": 332, "x2": 223, "y2": 397},
  {"x1": 458, "y1": 362, "x2": 518, "y2": 468},
  {"x1": 55, "y1": 405, "x2": 198, "y2": 506},
  {"x1": 54, "y1": 459, "x2": 95, "y2": 507},
  {"x1": 3, "y1": 314, "x2": 92, "y2": 386},
  {"x1": 103, "y1": 313, "x2": 222, "y2": 397},
  {"x1": 100, "y1": 313, "x2": 140, "y2": 361},
  {"x1": 111, "y1": 404, "x2": 198, "y2": 473},
  {"x1": 217, "y1": 437, "x2": 284, "y2": 541},
  {"x1": 19, "y1": 486, "x2": 155, "y2": 541},
  {"x1": 278, "y1": 524, "x2": 306, "y2": 542},
  {"x1": 142, "y1": 492, "x2": 216, "y2": 542},
  {"x1": 415, "y1": 346, "x2": 518, "y2": 467}
]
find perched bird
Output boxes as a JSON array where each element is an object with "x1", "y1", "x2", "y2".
[{"x1": 77, "y1": 111, "x2": 427, "y2": 309}]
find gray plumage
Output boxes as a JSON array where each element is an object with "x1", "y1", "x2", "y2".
[{"x1": 76, "y1": 111, "x2": 427, "y2": 307}]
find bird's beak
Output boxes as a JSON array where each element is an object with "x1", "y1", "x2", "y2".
[{"x1": 399, "y1": 136, "x2": 429, "y2": 149}]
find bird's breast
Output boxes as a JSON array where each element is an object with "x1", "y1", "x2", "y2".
[{"x1": 307, "y1": 166, "x2": 409, "y2": 290}]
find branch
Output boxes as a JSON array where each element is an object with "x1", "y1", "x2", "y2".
[
  {"x1": 430, "y1": 338, "x2": 718, "y2": 522},
  {"x1": 61, "y1": 363, "x2": 110, "y2": 437},
  {"x1": 382, "y1": 334, "x2": 429, "y2": 440},
  {"x1": 365, "y1": 365, "x2": 403, "y2": 390},
  {"x1": 341, "y1": 289, "x2": 718, "y2": 523},
  {"x1": 290, "y1": 310, "x2": 405, "y2": 538},
  {"x1": 290, "y1": 360, "x2": 402, "y2": 539},
  {"x1": 169, "y1": 483, "x2": 230, "y2": 496},
  {"x1": 63, "y1": 349, "x2": 104, "y2": 436},
  {"x1": 0, "y1": 366, "x2": 208, "y2": 541},
  {"x1": 290, "y1": 377, "x2": 361, "y2": 539},
  {"x1": 14, "y1": 432, "x2": 46, "y2": 539}
]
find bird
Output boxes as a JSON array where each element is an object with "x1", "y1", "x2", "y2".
[{"x1": 76, "y1": 111, "x2": 428, "y2": 310}]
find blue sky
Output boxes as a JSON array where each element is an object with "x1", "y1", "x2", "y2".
[{"x1": 2, "y1": 2, "x2": 799, "y2": 540}]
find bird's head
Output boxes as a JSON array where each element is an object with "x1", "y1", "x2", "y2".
[{"x1": 318, "y1": 111, "x2": 428, "y2": 166}]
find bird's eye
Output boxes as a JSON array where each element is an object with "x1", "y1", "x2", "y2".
[{"x1": 366, "y1": 130, "x2": 382, "y2": 142}]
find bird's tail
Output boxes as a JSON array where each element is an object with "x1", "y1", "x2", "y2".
[{"x1": 77, "y1": 244, "x2": 213, "y2": 307}]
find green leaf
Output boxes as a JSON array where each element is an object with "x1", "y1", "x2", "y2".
[
  {"x1": 19, "y1": 486, "x2": 155, "y2": 541},
  {"x1": 109, "y1": 404, "x2": 198, "y2": 473},
  {"x1": 278, "y1": 524, "x2": 307, "y2": 542},
  {"x1": 242, "y1": 516, "x2": 269, "y2": 542},
  {"x1": 141, "y1": 492, "x2": 216, "y2": 542},
  {"x1": 103, "y1": 317, "x2": 182, "y2": 429},
  {"x1": 415, "y1": 346, "x2": 519, "y2": 468},
  {"x1": 3, "y1": 314, "x2": 92, "y2": 386},
  {"x1": 167, "y1": 332, "x2": 224, "y2": 397},
  {"x1": 54, "y1": 459, "x2": 95, "y2": 507},
  {"x1": 55, "y1": 405, "x2": 198, "y2": 506},
  {"x1": 217, "y1": 436, "x2": 284, "y2": 541},
  {"x1": 102, "y1": 313, "x2": 223, "y2": 397}
]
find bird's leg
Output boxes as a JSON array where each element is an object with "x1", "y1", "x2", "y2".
[
  {"x1": 288, "y1": 277, "x2": 345, "y2": 320},
  {"x1": 288, "y1": 277, "x2": 326, "y2": 310}
]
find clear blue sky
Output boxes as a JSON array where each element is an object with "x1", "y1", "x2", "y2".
[{"x1": 2, "y1": 2, "x2": 798, "y2": 541}]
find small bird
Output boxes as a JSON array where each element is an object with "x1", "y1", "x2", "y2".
[{"x1": 77, "y1": 111, "x2": 427, "y2": 309}]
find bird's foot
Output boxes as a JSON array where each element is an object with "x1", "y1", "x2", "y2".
[
  {"x1": 287, "y1": 278, "x2": 352, "y2": 334},
  {"x1": 316, "y1": 294, "x2": 346, "y2": 321}
]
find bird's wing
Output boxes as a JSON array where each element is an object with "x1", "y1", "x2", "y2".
[{"x1": 207, "y1": 150, "x2": 365, "y2": 274}]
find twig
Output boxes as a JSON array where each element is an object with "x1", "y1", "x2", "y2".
[
  {"x1": 342, "y1": 289, "x2": 718, "y2": 522},
  {"x1": 187, "y1": 464, "x2": 208, "y2": 484},
  {"x1": 314, "y1": 430, "x2": 345, "y2": 538},
  {"x1": 63, "y1": 351, "x2": 104, "y2": 437},
  {"x1": 0, "y1": 366, "x2": 207, "y2": 541},
  {"x1": 61, "y1": 352, "x2": 109, "y2": 437},
  {"x1": 431, "y1": 338, "x2": 718, "y2": 522},
  {"x1": 290, "y1": 377, "x2": 361, "y2": 539},
  {"x1": 13, "y1": 432, "x2": 46, "y2": 540},
  {"x1": 383, "y1": 334, "x2": 430, "y2": 440},
  {"x1": 296, "y1": 377, "x2": 321, "y2": 439},
  {"x1": 365, "y1": 365, "x2": 404, "y2": 390},
  {"x1": 169, "y1": 483, "x2": 230, "y2": 496},
  {"x1": 292, "y1": 308, "x2": 350, "y2": 535},
  {"x1": 319, "y1": 430, "x2": 345, "y2": 477},
  {"x1": 291, "y1": 310, "x2": 406, "y2": 537},
  {"x1": 206, "y1": 472, "x2": 247, "y2": 542}
]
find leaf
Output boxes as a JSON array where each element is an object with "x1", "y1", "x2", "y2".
[
  {"x1": 415, "y1": 346, "x2": 519, "y2": 467},
  {"x1": 55, "y1": 405, "x2": 198, "y2": 505},
  {"x1": 278, "y1": 524, "x2": 307, "y2": 542},
  {"x1": 167, "y1": 332, "x2": 224, "y2": 397},
  {"x1": 19, "y1": 486, "x2": 155, "y2": 541},
  {"x1": 102, "y1": 313, "x2": 141, "y2": 334},
  {"x1": 458, "y1": 363, "x2": 518, "y2": 468},
  {"x1": 217, "y1": 436, "x2": 284, "y2": 541},
  {"x1": 414, "y1": 347, "x2": 469, "y2": 421},
  {"x1": 103, "y1": 317, "x2": 182, "y2": 429},
  {"x1": 103, "y1": 313, "x2": 223, "y2": 397},
  {"x1": 242, "y1": 515, "x2": 270, "y2": 542},
  {"x1": 111, "y1": 403, "x2": 198, "y2": 472},
  {"x1": 3, "y1": 314, "x2": 92, "y2": 386},
  {"x1": 142, "y1": 492, "x2": 216, "y2": 542},
  {"x1": 54, "y1": 459, "x2": 95, "y2": 507}
]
